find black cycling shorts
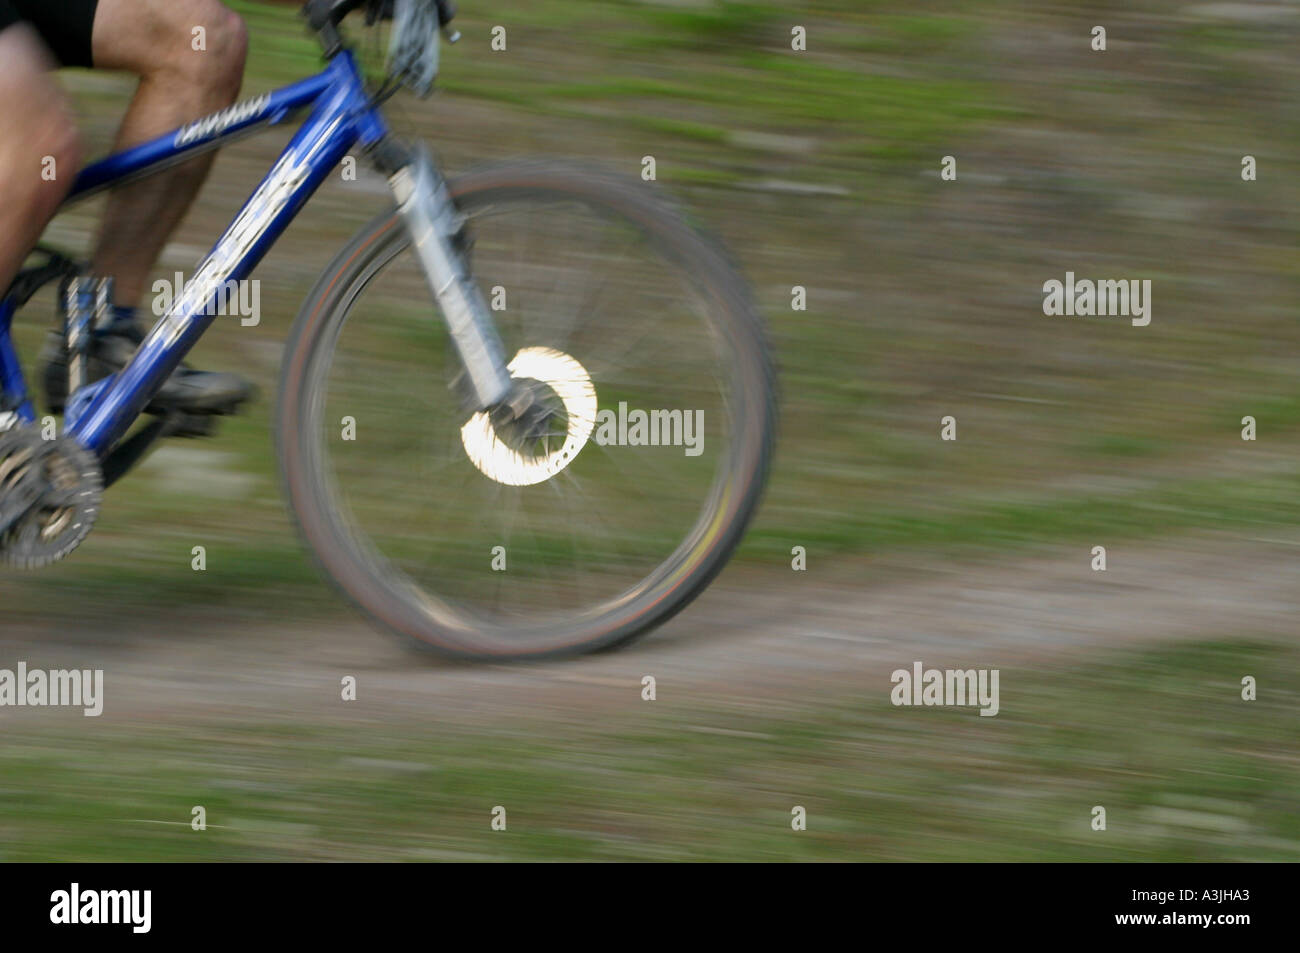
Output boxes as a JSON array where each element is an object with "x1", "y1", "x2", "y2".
[{"x1": 0, "y1": 0, "x2": 100, "y2": 69}]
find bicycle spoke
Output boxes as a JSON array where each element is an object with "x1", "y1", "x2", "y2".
[{"x1": 299, "y1": 167, "x2": 769, "y2": 655}]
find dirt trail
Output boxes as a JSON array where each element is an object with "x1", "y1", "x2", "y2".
[{"x1": 2, "y1": 531, "x2": 1295, "y2": 726}]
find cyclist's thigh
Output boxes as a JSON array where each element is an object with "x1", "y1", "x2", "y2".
[
  {"x1": 0, "y1": 24, "x2": 80, "y2": 178},
  {"x1": 0, "y1": 22, "x2": 82, "y2": 282},
  {"x1": 4, "y1": 0, "x2": 98, "y2": 68}
]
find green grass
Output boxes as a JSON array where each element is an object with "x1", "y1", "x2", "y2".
[
  {"x1": 747, "y1": 468, "x2": 1300, "y2": 556},
  {"x1": 4, "y1": 1, "x2": 1293, "y2": 865},
  {"x1": 3, "y1": 458, "x2": 1295, "y2": 623},
  {"x1": 5, "y1": 0, "x2": 1294, "y2": 613},
  {"x1": 2, "y1": 638, "x2": 1294, "y2": 860}
]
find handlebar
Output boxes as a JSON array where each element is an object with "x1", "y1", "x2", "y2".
[
  {"x1": 303, "y1": 0, "x2": 364, "y2": 32},
  {"x1": 303, "y1": 0, "x2": 455, "y2": 32},
  {"x1": 301, "y1": 0, "x2": 453, "y2": 96}
]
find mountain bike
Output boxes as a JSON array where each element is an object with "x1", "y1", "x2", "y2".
[{"x1": 0, "y1": 0, "x2": 776, "y2": 659}]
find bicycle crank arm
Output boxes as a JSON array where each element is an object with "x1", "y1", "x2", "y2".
[{"x1": 387, "y1": 146, "x2": 513, "y2": 410}]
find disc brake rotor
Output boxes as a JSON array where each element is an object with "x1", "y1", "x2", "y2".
[{"x1": 460, "y1": 346, "x2": 598, "y2": 486}]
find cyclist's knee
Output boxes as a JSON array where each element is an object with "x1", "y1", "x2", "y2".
[
  {"x1": 94, "y1": 0, "x2": 247, "y2": 101},
  {"x1": 17, "y1": 110, "x2": 81, "y2": 219},
  {"x1": 163, "y1": 2, "x2": 248, "y2": 101},
  {"x1": 194, "y1": 4, "x2": 248, "y2": 101},
  {"x1": 38, "y1": 114, "x2": 84, "y2": 192}
]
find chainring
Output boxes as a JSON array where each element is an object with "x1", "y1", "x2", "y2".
[{"x1": 0, "y1": 427, "x2": 102, "y2": 569}]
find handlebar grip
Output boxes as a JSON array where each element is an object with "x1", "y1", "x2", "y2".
[{"x1": 303, "y1": 0, "x2": 366, "y2": 31}]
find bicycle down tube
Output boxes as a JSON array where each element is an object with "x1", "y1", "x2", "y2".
[{"x1": 58, "y1": 51, "x2": 386, "y2": 454}]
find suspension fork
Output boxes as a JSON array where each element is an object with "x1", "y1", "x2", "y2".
[{"x1": 381, "y1": 142, "x2": 513, "y2": 410}]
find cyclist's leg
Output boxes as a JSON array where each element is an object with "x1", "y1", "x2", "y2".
[
  {"x1": 88, "y1": 0, "x2": 248, "y2": 308},
  {"x1": 35, "y1": 0, "x2": 254, "y2": 419},
  {"x1": 0, "y1": 21, "x2": 83, "y2": 298}
]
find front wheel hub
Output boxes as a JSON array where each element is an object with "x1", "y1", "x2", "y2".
[{"x1": 460, "y1": 347, "x2": 597, "y2": 486}]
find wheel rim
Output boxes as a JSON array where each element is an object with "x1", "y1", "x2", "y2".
[{"x1": 287, "y1": 178, "x2": 768, "y2": 655}]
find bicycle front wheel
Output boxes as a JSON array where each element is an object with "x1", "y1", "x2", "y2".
[{"x1": 277, "y1": 160, "x2": 775, "y2": 659}]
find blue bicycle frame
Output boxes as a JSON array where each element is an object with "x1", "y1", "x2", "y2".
[{"x1": 0, "y1": 49, "x2": 448, "y2": 456}]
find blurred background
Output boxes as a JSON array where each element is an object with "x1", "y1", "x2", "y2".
[{"x1": 1, "y1": 0, "x2": 1297, "y2": 860}]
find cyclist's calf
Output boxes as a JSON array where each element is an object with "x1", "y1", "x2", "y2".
[{"x1": 87, "y1": 0, "x2": 251, "y2": 306}]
